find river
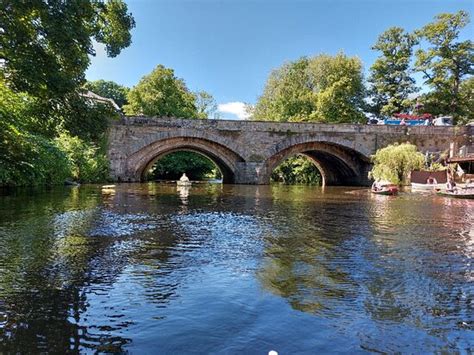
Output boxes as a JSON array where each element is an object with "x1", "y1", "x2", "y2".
[{"x1": 0, "y1": 183, "x2": 472, "y2": 353}]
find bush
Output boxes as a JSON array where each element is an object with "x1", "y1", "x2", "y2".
[
  {"x1": 0, "y1": 123, "x2": 71, "y2": 187},
  {"x1": 55, "y1": 133, "x2": 109, "y2": 183}
]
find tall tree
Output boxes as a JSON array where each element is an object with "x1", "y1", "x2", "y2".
[
  {"x1": 368, "y1": 27, "x2": 418, "y2": 117},
  {"x1": 195, "y1": 91, "x2": 219, "y2": 119},
  {"x1": 83, "y1": 80, "x2": 130, "y2": 108},
  {"x1": 414, "y1": 10, "x2": 474, "y2": 120},
  {"x1": 252, "y1": 53, "x2": 365, "y2": 123},
  {"x1": 0, "y1": 0, "x2": 135, "y2": 100},
  {"x1": 123, "y1": 65, "x2": 198, "y2": 117},
  {"x1": 458, "y1": 76, "x2": 474, "y2": 124}
]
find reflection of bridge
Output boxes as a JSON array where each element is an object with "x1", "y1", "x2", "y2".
[{"x1": 107, "y1": 117, "x2": 472, "y2": 186}]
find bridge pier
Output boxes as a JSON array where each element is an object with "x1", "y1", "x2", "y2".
[{"x1": 234, "y1": 162, "x2": 267, "y2": 184}]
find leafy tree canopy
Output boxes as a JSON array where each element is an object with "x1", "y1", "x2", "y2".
[
  {"x1": 271, "y1": 155, "x2": 321, "y2": 185},
  {"x1": 0, "y1": 0, "x2": 135, "y2": 100},
  {"x1": 252, "y1": 53, "x2": 366, "y2": 123},
  {"x1": 123, "y1": 65, "x2": 199, "y2": 117},
  {"x1": 369, "y1": 143, "x2": 425, "y2": 185},
  {"x1": 83, "y1": 80, "x2": 130, "y2": 108},
  {"x1": 195, "y1": 91, "x2": 219, "y2": 119},
  {"x1": 414, "y1": 10, "x2": 474, "y2": 120},
  {"x1": 368, "y1": 27, "x2": 418, "y2": 117},
  {"x1": 148, "y1": 151, "x2": 220, "y2": 181}
]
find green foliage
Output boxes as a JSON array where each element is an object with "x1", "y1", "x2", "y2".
[
  {"x1": 458, "y1": 77, "x2": 474, "y2": 124},
  {"x1": 0, "y1": 81, "x2": 70, "y2": 186},
  {"x1": 252, "y1": 53, "x2": 366, "y2": 123},
  {"x1": 0, "y1": 126, "x2": 71, "y2": 187},
  {"x1": 83, "y1": 80, "x2": 130, "y2": 108},
  {"x1": 60, "y1": 94, "x2": 120, "y2": 142},
  {"x1": 124, "y1": 65, "x2": 199, "y2": 117},
  {"x1": 55, "y1": 133, "x2": 109, "y2": 183},
  {"x1": 0, "y1": 86, "x2": 71, "y2": 187},
  {"x1": 195, "y1": 91, "x2": 219, "y2": 119},
  {"x1": 369, "y1": 143, "x2": 425, "y2": 185},
  {"x1": 369, "y1": 27, "x2": 418, "y2": 117},
  {"x1": 271, "y1": 155, "x2": 321, "y2": 185},
  {"x1": 148, "y1": 152, "x2": 221, "y2": 181},
  {"x1": 414, "y1": 10, "x2": 474, "y2": 121},
  {"x1": 0, "y1": 0, "x2": 135, "y2": 101},
  {"x1": 0, "y1": 80, "x2": 110, "y2": 186}
]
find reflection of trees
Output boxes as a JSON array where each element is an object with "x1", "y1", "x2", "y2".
[
  {"x1": 258, "y1": 186, "x2": 473, "y2": 352},
  {"x1": 0, "y1": 187, "x2": 134, "y2": 352},
  {"x1": 257, "y1": 186, "x2": 363, "y2": 315},
  {"x1": 0, "y1": 183, "x2": 235, "y2": 352}
]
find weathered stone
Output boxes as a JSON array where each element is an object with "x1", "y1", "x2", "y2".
[{"x1": 107, "y1": 117, "x2": 472, "y2": 186}]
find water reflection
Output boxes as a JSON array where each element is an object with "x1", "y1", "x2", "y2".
[{"x1": 0, "y1": 184, "x2": 472, "y2": 353}]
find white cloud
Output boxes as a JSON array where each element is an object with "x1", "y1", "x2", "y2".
[{"x1": 217, "y1": 102, "x2": 250, "y2": 120}]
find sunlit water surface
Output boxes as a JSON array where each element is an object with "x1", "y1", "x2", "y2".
[{"x1": 0, "y1": 183, "x2": 472, "y2": 353}]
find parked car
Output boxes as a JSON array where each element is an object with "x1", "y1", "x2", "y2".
[{"x1": 433, "y1": 116, "x2": 453, "y2": 126}]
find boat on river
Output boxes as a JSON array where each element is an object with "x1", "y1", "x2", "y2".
[
  {"x1": 177, "y1": 173, "x2": 191, "y2": 187},
  {"x1": 371, "y1": 187, "x2": 398, "y2": 195},
  {"x1": 410, "y1": 170, "x2": 447, "y2": 191},
  {"x1": 437, "y1": 190, "x2": 474, "y2": 199},
  {"x1": 371, "y1": 180, "x2": 399, "y2": 195},
  {"x1": 177, "y1": 181, "x2": 192, "y2": 187}
]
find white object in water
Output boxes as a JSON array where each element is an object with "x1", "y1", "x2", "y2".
[{"x1": 269, "y1": 351, "x2": 278, "y2": 355}]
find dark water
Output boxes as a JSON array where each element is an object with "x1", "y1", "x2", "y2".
[{"x1": 0, "y1": 183, "x2": 472, "y2": 353}]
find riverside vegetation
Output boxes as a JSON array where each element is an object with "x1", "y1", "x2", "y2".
[{"x1": 1, "y1": 3, "x2": 472, "y2": 187}]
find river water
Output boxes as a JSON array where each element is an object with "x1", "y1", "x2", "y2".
[{"x1": 0, "y1": 183, "x2": 472, "y2": 353}]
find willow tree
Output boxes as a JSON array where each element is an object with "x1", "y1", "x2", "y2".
[
  {"x1": 369, "y1": 143, "x2": 425, "y2": 185},
  {"x1": 252, "y1": 53, "x2": 366, "y2": 123}
]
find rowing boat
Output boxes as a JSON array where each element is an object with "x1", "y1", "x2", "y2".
[{"x1": 437, "y1": 191, "x2": 474, "y2": 199}]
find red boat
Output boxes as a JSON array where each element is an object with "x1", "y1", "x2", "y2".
[{"x1": 371, "y1": 181, "x2": 399, "y2": 195}]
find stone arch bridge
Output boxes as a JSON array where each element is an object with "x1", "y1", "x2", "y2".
[{"x1": 107, "y1": 117, "x2": 472, "y2": 186}]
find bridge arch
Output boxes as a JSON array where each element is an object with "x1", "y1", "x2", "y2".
[
  {"x1": 262, "y1": 139, "x2": 371, "y2": 186},
  {"x1": 124, "y1": 137, "x2": 245, "y2": 183}
]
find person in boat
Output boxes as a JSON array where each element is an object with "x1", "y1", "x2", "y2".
[
  {"x1": 400, "y1": 118, "x2": 407, "y2": 126},
  {"x1": 446, "y1": 179, "x2": 457, "y2": 192},
  {"x1": 426, "y1": 177, "x2": 437, "y2": 185},
  {"x1": 372, "y1": 180, "x2": 381, "y2": 192}
]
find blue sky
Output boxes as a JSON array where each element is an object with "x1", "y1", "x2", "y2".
[{"x1": 86, "y1": 0, "x2": 473, "y2": 119}]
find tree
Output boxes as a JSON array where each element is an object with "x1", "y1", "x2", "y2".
[
  {"x1": 458, "y1": 77, "x2": 474, "y2": 124},
  {"x1": 414, "y1": 10, "x2": 474, "y2": 121},
  {"x1": 123, "y1": 65, "x2": 198, "y2": 117},
  {"x1": 83, "y1": 80, "x2": 130, "y2": 108},
  {"x1": 148, "y1": 151, "x2": 220, "y2": 181},
  {"x1": 271, "y1": 155, "x2": 321, "y2": 185},
  {"x1": 0, "y1": 0, "x2": 135, "y2": 101},
  {"x1": 195, "y1": 91, "x2": 219, "y2": 119},
  {"x1": 368, "y1": 27, "x2": 418, "y2": 117},
  {"x1": 369, "y1": 143, "x2": 425, "y2": 185},
  {"x1": 252, "y1": 53, "x2": 366, "y2": 123}
]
